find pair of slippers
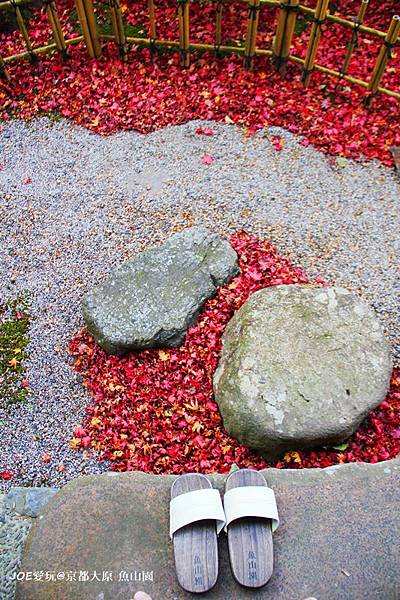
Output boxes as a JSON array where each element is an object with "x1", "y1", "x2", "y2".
[{"x1": 169, "y1": 468, "x2": 279, "y2": 594}]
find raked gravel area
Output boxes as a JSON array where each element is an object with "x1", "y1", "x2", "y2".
[{"x1": 0, "y1": 117, "x2": 399, "y2": 491}]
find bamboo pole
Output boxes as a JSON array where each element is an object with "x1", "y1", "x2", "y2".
[
  {"x1": 82, "y1": 0, "x2": 101, "y2": 57},
  {"x1": 148, "y1": 0, "x2": 156, "y2": 41},
  {"x1": 178, "y1": 0, "x2": 184, "y2": 62},
  {"x1": 110, "y1": 7, "x2": 120, "y2": 48},
  {"x1": 215, "y1": 0, "x2": 223, "y2": 52},
  {"x1": 183, "y1": 0, "x2": 190, "y2": 66},
  {"x1": 298, "y1": 4, "x2": 386, "y2": 38},
  {"x1": 47, "y1": 6, "x2": 62, "y2": 50},
  {"x1": 244, "y1": 0, "x2": 260, "y2": 69},
  {"x1": 11, "y1": 2, "x2": 37, "y2": 61},
  {"x1": 177, "y1": 0, "x2": 190, "y2": 67},
  {"x1": 0, "y1": 0, "x2": 391, "y2": 41},
  {"x1": 287, "y1": 52, "x2": 400, "y2": 98},
  {"x1": 110, "y1": 0, "x2": 127, "y2": 60},
  {"x1": 74, "y1": 0, "x2": 95, "y2": 57},
  {"x1": 272, "y1": 0, "x2": 299, "y2": 75},
  {"x1": 368, "y1": 14, "x2": 400, "y2": 94},
  {"x1": 95, "y1": 33, "x2": 400, "y2": 99},
  {"x1": 340, "y1": 0, "x2": 368, "y2": 76},
  {"x1": 0, "y1": 0, "x2": 31, "y2": 7},
  {"x1": 3, "y1": 36, "x2": 83, "y2": 63},
  {"x1": 45, "y1": 0, "x2": 68, "y2": 58},
  {"x1": 302, "y1": 0, "x2": 330, "y2": 86}
]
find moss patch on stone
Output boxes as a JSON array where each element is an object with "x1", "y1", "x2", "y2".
[{"x1": 0, "y1": 293, "x2": 31, "y2": 407}]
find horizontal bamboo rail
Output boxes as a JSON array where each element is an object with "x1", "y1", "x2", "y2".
[
  {"x1": 0, "y1": 0, "x2": 389, "y2": 39},
  {"x1": 2, "y1": 35, "x2": 83, "y2": 63},
  {"x1": 0, "y1": 0, "x2": 398, "y2": 103}
]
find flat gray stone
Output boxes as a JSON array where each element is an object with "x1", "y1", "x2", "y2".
[
  {"x1": 213, "y1": 285, "x2": 392, "y2": 460},
  {"x1": 4, "y1": 487, "x2": 58, "y2": 518},
  {"x1": 16, "y1": 460, "x2": 400, "y2": 599},
  {"x1": 82, "y1": 227, "x2": 239, "y2": 355}
]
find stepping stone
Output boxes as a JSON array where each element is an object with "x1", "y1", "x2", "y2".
[
  {"x1": 214, "y1": 285, "x2": 392, "y2": 460},
  {"x1": 82, "y1": 227, "x2": 239, "y2": 356},
  {"x1": 390, "y1": 146, "x2": 400, "y2": 172},
  {"x1": 4, "y1": 487, "x2": 58, "y2": 518},
  {"x1": 16, "y1": 459, "x2": 400, "y2": 599}
]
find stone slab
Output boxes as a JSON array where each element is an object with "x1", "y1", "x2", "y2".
[
  {"x1": 16, "y1": 460, "x2": 400, "y2": 600},
  {"x1": 82, "y1": 227, "x2": 239, "y2": 355},
  {"x1": 4, "y1": 487, "x2": 58, "y2": 518}
]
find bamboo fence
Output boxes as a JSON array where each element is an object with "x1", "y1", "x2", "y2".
[{"x1": 0, "y1": 0, "x2": 399, "y2": 102}]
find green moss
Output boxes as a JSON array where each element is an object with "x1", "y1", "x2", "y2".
[
  {"x1": 294, "y1": 15, "x2": 312, "y2": 36},
  {"x1": 0, "y1": 293, "x2": 31, "y2": 407}
]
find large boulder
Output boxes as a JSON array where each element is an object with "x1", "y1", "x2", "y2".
[
  {"x1": 82, "y1": 227, "x2": 239, "y2": 355},
  {"x1": 15, "y1": 461, "x2": 400, "y2": 600},
  {"x1": 214, "y1": 285, "x2": 392, "y2": 460}
]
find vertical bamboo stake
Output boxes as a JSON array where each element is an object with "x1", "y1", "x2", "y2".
[
  {"x1": 178, "y1": 0, "x2": 184, "y2": 63},
  {"x1": 148, "y1": 0, "x2": 156, "y2": 41},
  {"x1": 215, "y1": 0, "x2": 223, "y2": 51},
  {"x1": 110, "y1": 0, "x2": 127, "y2": 60},
  {"x1": 302, "y1": 0, "x2": 330, "y2": 87},
  {"x1": 272, "y1": 0, "x2": 299, "y2": 75},
  {"x1": 83, "y1": 0, "x2": 101, "y2": 57},
  {"x1": 178, "y1": 0, "x2": 190, "y2": 67},
  {"x1": 75, "y1": 0, "x2": 95, "y2": 57},
  {"x1": 368, "y1": 14, "x2": 400, "y2": 94},
  {"x1": 183, "y1": 0, "x2": 190, "y2": 67},
  {"x1": 244, "y1": 0, "x2": 260, "y2": 69},
  {"x1": 13, "y1": 3, "x2": 37, "y2": 61},
  {"x1": 110, "y1": 4, "x2": 121, "y2": 53},
  {"x1": 46, "y1": 0, "x2": 68, "y2": 58},
  {"x1": 340, "y1": 0, "x2": 368, "y2": 76}
]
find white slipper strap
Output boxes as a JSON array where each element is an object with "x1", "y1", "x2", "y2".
[
  {"x1": 223, "y1": 486, "x2": 279, "y2": 533},
  {"x1": 169, "y1": 488, "x2": 226, "y2": 539}
]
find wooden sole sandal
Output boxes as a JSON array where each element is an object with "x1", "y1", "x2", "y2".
[
  {"x1": 224, "y1": 468, "x2": 279, "y2": 589},
  {"x1": 170, "y1": 473, "x2": 226, "y2": 594}
]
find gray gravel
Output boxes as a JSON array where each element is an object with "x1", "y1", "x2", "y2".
[{"x1": 0, "y1": 117, "x2": 399, "y2": 491}]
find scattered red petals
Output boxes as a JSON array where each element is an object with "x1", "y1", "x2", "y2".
[
  {"x1": 271, "y1": 135, "x2": 284, "y2": 151},
  {"x1": 201, "y1": 154, "x2": 214, "y2": 164},
  {"x1": 23, "y1": 176, "x2": 32, "y2": 185},
  {"x1": 42, "y1": 453, "x2": 52, "y2": 463},
  {"x1": 195, "y1": 127, "x2": 215, "y2": 136},
  {"x1": 69, "y1": 231, "x2": 400, "y2": 474},
  {"x1": 0, "y1": 0, "x2": 399, "y2": 165},
  {"x1": 1, "y1": 471, "x2": 13, "y2": 480}
]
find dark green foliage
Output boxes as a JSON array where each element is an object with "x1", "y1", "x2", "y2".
[
  {"x1": 294, "y1": 15, "x2": 312, "y2": 36},
  {"x1": 0, "y1": 1, "x2": 40, "y2": 34}
]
